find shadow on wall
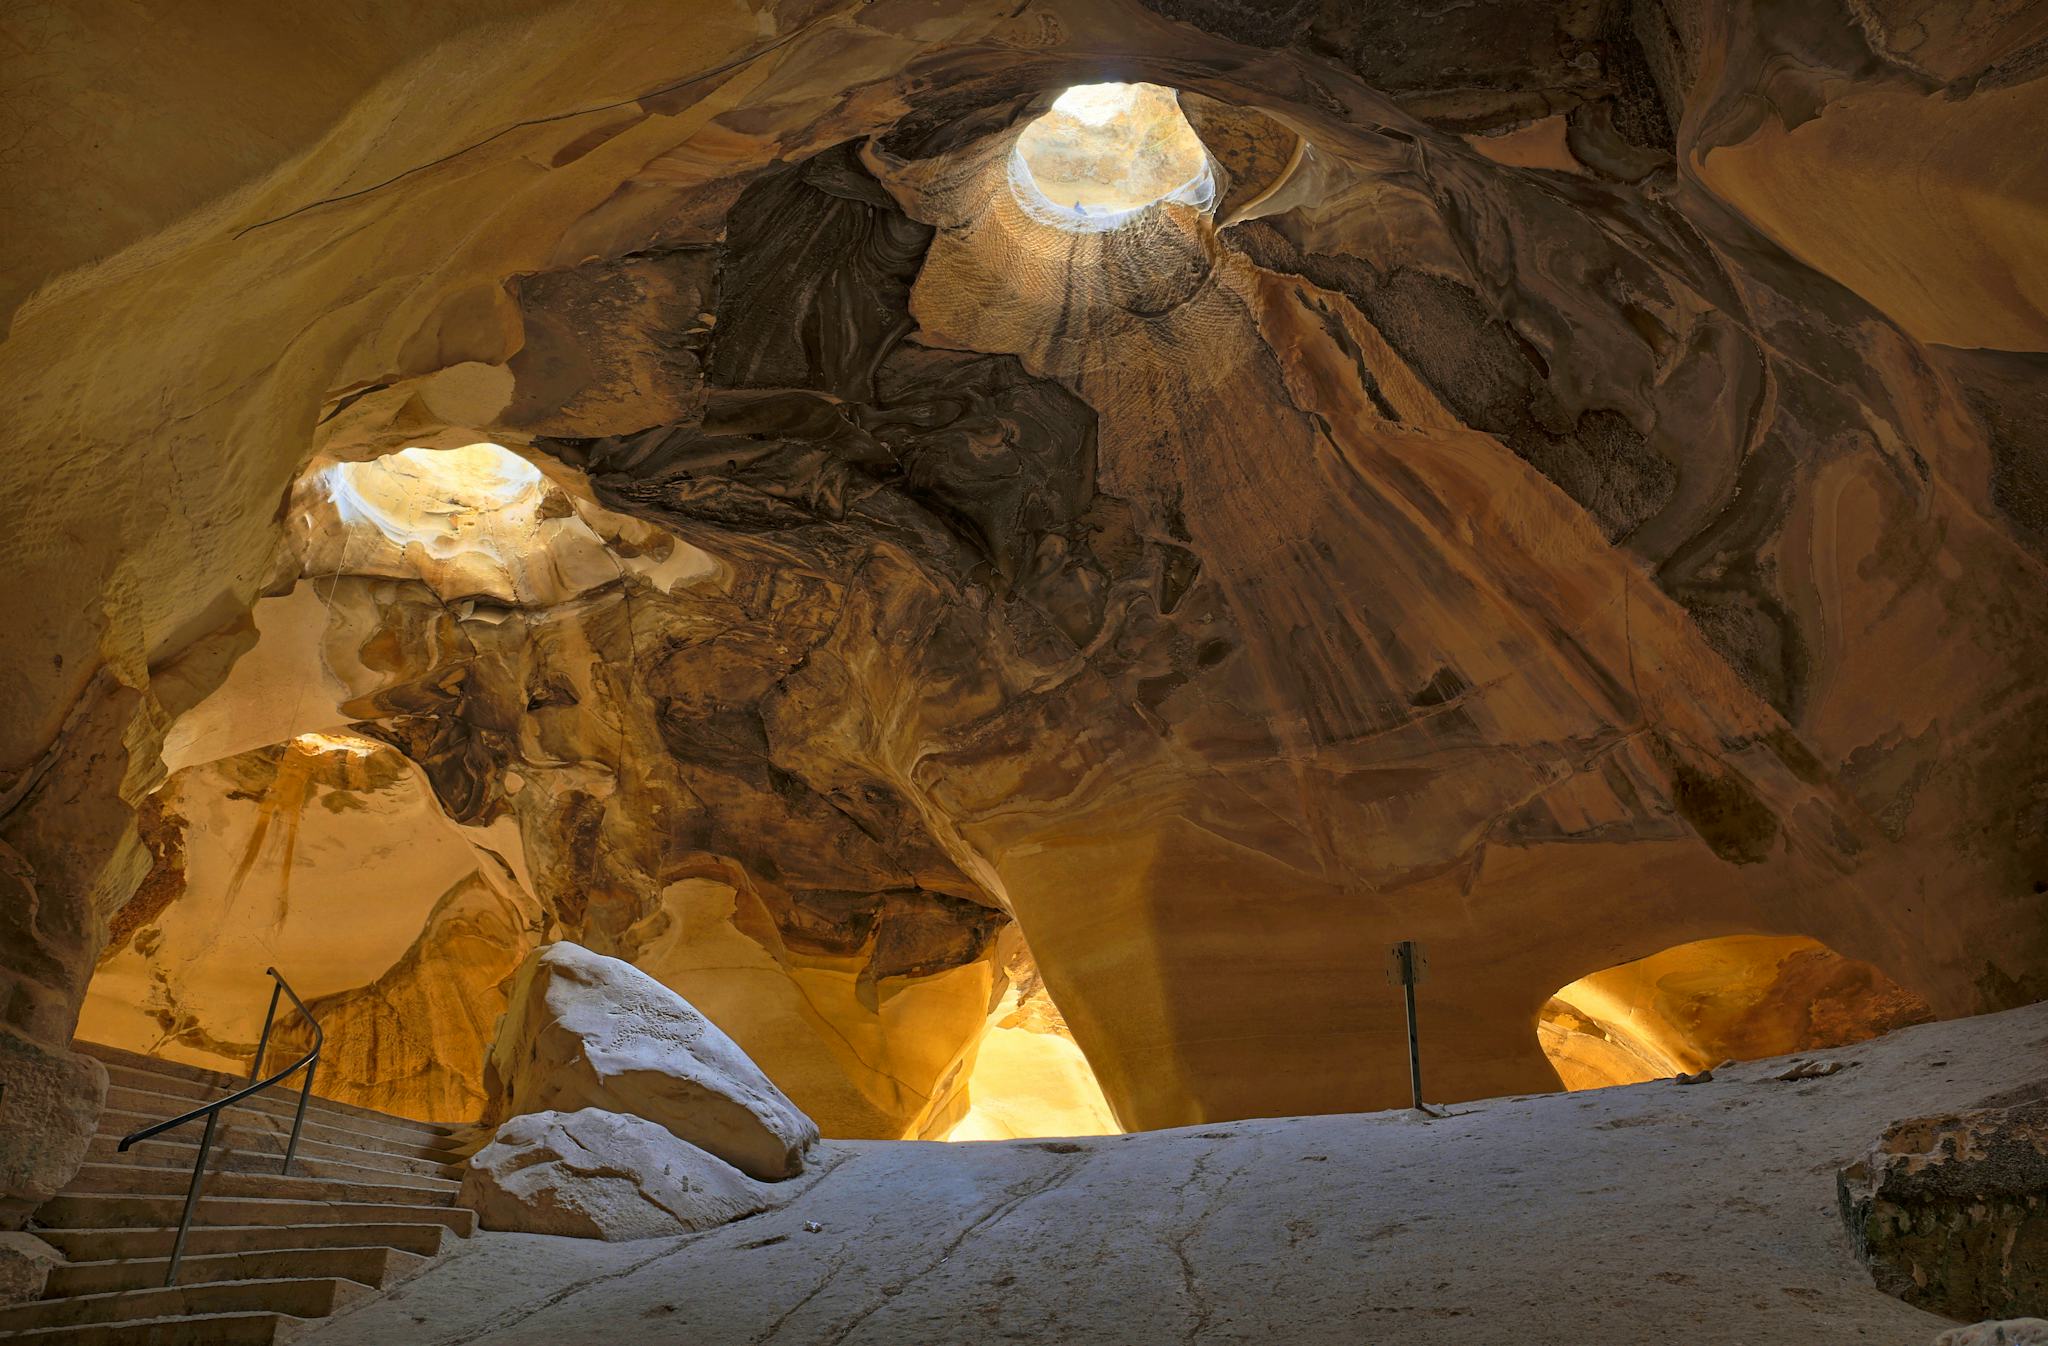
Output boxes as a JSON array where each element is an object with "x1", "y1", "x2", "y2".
[{"x1": 1537, "y1": 934, "x2": 1937, "y2": 1088}]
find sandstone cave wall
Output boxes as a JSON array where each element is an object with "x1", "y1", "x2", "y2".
[{"x1": 3, "y1": 0, "x2": 2046, "y2": 1215}]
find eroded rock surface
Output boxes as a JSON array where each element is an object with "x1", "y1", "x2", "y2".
[
  {"x1": 0, "y1": 1232, "x2": 61, "y2": 1307},
  {"x1": 1841, "y1": 1097, "x2": 2048, "y2": 1322},
  {"x1": 459, "y1": 1108, "x2": 774, "y2": 1240},
  {"x1": 80, "y1": 433, "x2": 1017, "y2": 1137},
  {"x1": 293, "y1": 1003, "x2": 2048, "y2": 1346},
  {"x1": 3, "y1": 0, "x2": 2047, "y2": 1214},
  {"x1": 486, "y1": 943, "x2": 819, "y2": 1180},
  {"x1": 76, "y1": 734, "x2": 541, "y2": 1121},
  {"x1": 0, "y1": 1031, "x2": 104, "y2": 1230}
]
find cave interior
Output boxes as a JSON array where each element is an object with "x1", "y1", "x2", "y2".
[{"x1": 2, "y1": 0, "x2": 2046, "y2": 1340}]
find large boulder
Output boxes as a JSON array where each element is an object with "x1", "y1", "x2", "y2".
[
  {"x1": 1840, "y1": 1099, "x2": 2048, "y2": 1322},
  {"x1": 484, "y1": 943, "x2": 818, "y2": 1180},
  {"x1": 459, "y1": 1108, "x2": 770, "y2": 1240},
  {"x1": 0, "y1": 1031, "x2": 106, "y2": 1230},
  {"x1": 0, "y1": 1232, "x2": 61, "y2": 1307}
]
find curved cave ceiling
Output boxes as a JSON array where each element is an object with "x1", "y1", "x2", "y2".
[{"x1": 2, "y1": 0, "x2": 2047, "y2": 1186}]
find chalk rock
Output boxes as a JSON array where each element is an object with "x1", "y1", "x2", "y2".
[
  {"x1": 0, "y1": 1232, "x2": 61, "y2": 1307},
  {"x1": 0, "y1": 1031, "x2": 106, "y2": 1230},
  {"x1": 18, "y1": 0, "x2": 2048, "y2": 1179},
  {"x1": 1936, "y1": 1322, "x2": 2048, "y2": 1346},
  {"x1": 485, "y1": 942, "x2": 818, "y2": 1179},
  {"x1": 77, "y1": 734, "x2": 542, "y2": 1124},
  {"x1": 1841, "y1": 1099, "x2": 2048, "y2": 1321},
  {"x1": 459, "y1": 1108, "x2": 770, "y2": 1240}
]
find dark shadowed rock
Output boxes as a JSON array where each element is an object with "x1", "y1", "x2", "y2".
[{"x1": 1841, "y1": 1099, "x2": 2048, "y2": 1321}]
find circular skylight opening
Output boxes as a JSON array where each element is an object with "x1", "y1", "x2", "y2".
[{"x1": 1011, "y1": 82, "x2": 1214, "y2": 232}]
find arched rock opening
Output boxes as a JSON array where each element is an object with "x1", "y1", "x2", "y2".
[
  {"x1": 81, "y1": 731, "x2": 540, "y2": 1123},
  {"x1": 1537, "y1": 934, "x2": 1937, "y2": 1090},
  {"x1": 112, "y1": 435, "x2": 1118, "y2": 1140}
]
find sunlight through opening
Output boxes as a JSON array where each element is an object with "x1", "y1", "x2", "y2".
[{"x1": 1012, "y1": 81, "x2": 1213, "y2": 231}]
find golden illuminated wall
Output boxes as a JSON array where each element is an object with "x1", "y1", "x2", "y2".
[
  {"x1": 1538, "y1": 936, "x2": 1936, "y2": 1090},
  {"x1": 945, "y1": 955, "x2": 1119, "y2": 1141}
]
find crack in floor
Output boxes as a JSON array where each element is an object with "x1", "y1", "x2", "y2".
[
  {"x1": 427, "y1": 1235, "x2": 693, "y2": 1346},
  {"x1": 752, "y1": 1147, "x2": 1089, "y2": 1346},
  {"x1": 1164, "y1": 1133, "x2": 1264, "y2": 1344},
  {"x1": 414, "y1": 1144, "x2": 861, "y2": 1346}
]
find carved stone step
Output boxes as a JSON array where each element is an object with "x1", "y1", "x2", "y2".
[
  {"x1": 33, "y1": 1222, "x2": 454, "y2": 1263},
  {"x1": 82, "y1": 1131, "x2": 463, "y2": 1186},
  {"x1": 61, "y1": 1162, "x2": 458, "y2": 1206},
  {"x1": 34, "y1": 1193, "x2": 476, "y2": 1237},
  {"x1": 86, "y1": 1056, "x2": 459, "y2": 1143},
  {"x1": 44, "y1": 1243, "x2": 426, "y2": 1298},
  {"x1": 0, "y1": 1310, "x2": 292, "y2": 1345},
  {"x1": 95, "y1": 1105, "x2": 463, "y2": 1165},
  {"x1": 0, "y1": 1276, "x2": 365, "y2": 1334}
]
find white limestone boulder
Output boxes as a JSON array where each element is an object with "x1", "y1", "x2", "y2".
[
  {"x1": 460, "y1": 1108, "x2": 770, "y2": 1240},
  {"x1": 484, "y1": 942, "x2": 819, "y2": 1179}
]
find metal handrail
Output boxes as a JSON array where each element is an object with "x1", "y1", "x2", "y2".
[{"x1": 115, "y1": 967, "x2": 324, "y2": 1286}]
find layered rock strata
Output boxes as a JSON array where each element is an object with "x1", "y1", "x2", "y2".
[{"x1": 2, "y1": 0, "x2": 2046, "y2": 1218}]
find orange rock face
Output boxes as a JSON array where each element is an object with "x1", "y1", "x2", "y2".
[
  {"x1": 2, "y1": 0, "x2": 2046, "y2": 1215},
  {"x1": 1539, "y1": 935, "x2": 1935, "y2": 1088}
]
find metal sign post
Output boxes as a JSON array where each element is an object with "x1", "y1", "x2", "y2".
[{"x1": 1384, "y1": 940, "x2": 1428, "y2": 1110}]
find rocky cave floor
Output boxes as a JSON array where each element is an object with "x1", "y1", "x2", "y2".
[{"x1": 299, "y1": 1002, "x2": 2046, "y2": 1345}]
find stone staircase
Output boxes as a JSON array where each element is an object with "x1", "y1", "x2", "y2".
[{"x1": 2, "y1": 1043, "x2": 473, "y2": 1343}]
